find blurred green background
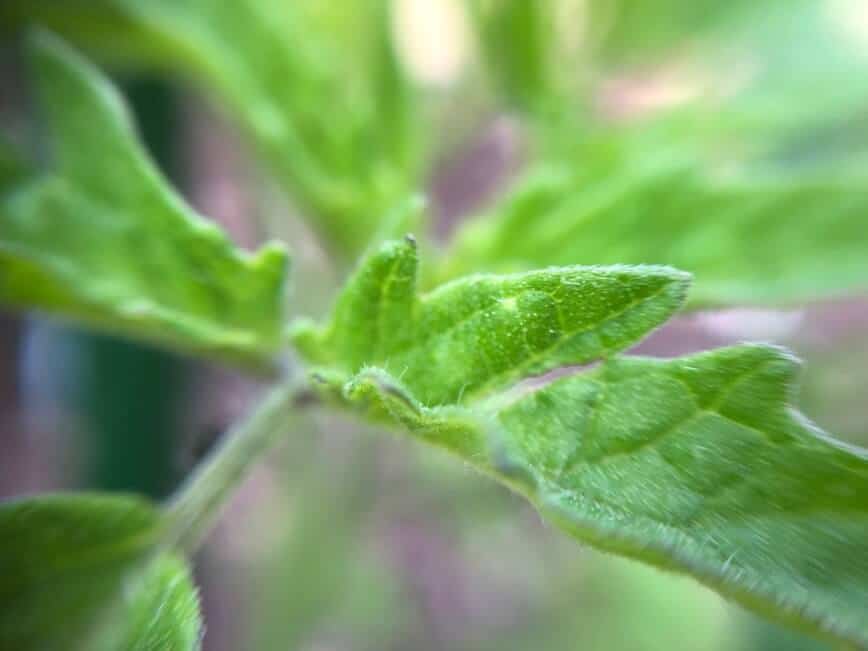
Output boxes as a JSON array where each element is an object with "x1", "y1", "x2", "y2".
[{"x1": 1, "y1": 1, "x2": 867, "y2": 649}]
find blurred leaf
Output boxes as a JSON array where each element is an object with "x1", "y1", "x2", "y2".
[
  {"x1": 112, "y1": 554, "x2": 202, "y2": 651},
  {"x1": 691, "y1": 3, "x2": 868, "y2": 155},
  {"x1": 293, "y1": 241, "x2": 868, "y2": 646},
  {"x1": 291, "y1": 236, "x2": 689, "y2": 406},
  {"x1": 0, "y1": 32, "x2": 289, "y2": 369},
  {"x1": 5, "y1": 0, "x2": 427, "y2": 262},
  {"x1": 0, "y1": 493, "x2": 163, "y2": 649},
  {"x1": 467, "y1": 0, "x2": 566, "y2": 110},
  {"x1": 0, "y1": 139, "x2": 29, "y2": 189},
  {"x1": 439, "y1": 131, "x2": 868, "y2": 307},
  {"x1": 587, "y1": 0, "x2": 795, "y2": 65}
]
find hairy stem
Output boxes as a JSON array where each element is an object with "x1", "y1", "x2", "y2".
[{"x1": 165, "y1": 377, "x2": 313, "y2": 553}]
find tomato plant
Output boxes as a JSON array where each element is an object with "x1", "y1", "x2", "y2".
[{"x1": 2, "y1": 2, "x2": 868, "y2": 649}]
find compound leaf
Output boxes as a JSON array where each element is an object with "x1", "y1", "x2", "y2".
[
  {"x1": 291, "y1": 237, "x2": 689, "y2": 405},
  {"x1": 294, "y1": 241, "x2": 868, "y2": 646},
  {"x1": 0, "y1": 32, "x2": 289, "y2": 368},
  {"x1": 0, "y1": 493, "x2": 163, "y2": 650},
  {"x1": 326, "y1": 345, "x2": 868, "y2": 648}
]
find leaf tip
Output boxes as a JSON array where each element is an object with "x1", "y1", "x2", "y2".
[
  {"x1": 252, "y1": 239, "x2": 292, "y2": 277},
  {"x1": 626, "y1": 264, "x2": 693, "y2": 321}
]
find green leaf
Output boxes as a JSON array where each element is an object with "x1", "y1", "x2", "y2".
[
  {"x1": 0, "y1": 493, "x2": 164, "y2": 649},
  {"x1": 292, "y1": 241, "x2": 868, "y2": 645},
  {"x1": 587, "y1": 0, "x2": 796, "y2": 65},
  {"x1": 502, "y1": 344, "x2": 868, "y2": 647},
  {"x1": 291, "y1": 236, "x2": 689, "y2": 405},
  {"x1": 0, "y1": 32, "x2": 289, "y2": 368},
  {"x1": 467, "y1": 0, "x2": 564, "y2": 111},
  {"x1": 711, "y1": 3, "x2": 868, "y2": 156},
  {"x1": 112, "y1": 554, "x2": 202, "y2": 651},
  {"x1": 438, "y1": 137, "x2": 868, "y2": 307},
  {"x1": 5, "y1": 0, "x2": 427, "y2": 262},
  {"x1": 310, "y1": 365, "x2": 490, "y2": 464},
  {"x1": 0, "y1": 139, "x2": 29, "y2": 190},
  {"x1": 326, "y1": 346, "x2": 868, "y2": 648}
]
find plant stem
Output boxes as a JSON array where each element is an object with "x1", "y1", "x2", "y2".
[{"x1": 165, "y1": 377, "x2": 312, "y2": 553}]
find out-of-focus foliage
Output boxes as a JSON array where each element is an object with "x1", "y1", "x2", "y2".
[
  {"x1": 707, "y1": 3, "x2": 868, "y2": 143},
  {"x1": 0, "y1": 493, "x2": 186, "y2": 650},
  {"x1": 0, "y1": 139, "x2": 30, "y2": 189},
  {"x1": 0, "y1": 493, "x2": 202, "y2": 651},
  {"x1": 586, "y1": 0, "x2": 795, "y2": 64},
  {"x1": 2, "y1": 0, "x2": 427, "y2": 262},
  {"x1": 0, "y1": 32, "x2": 289, "y2": 368},
  {"x1": 452, "y1": 1, "x2": 868, "y2": 310},
  {"x1": 111, "y1": 554, "x2": 202, "y2": 651},
  {"x1": 438, "y1": 127, "x2": 868, "y2": 307},
  {"x1": 466, "y1": 0, "x2": 571, "y2": 110}
]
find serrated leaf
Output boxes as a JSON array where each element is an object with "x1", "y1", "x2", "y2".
[
  {"x1": 0, "y1": 32, "x2": 289, "y2": 368},
  {"x1": 0, "y1": 493, "x2": 164, "y2": 649},
  {"x1": 4, "y1": 0, "x2": 426, "y2": 262},
  {"x1": 289, "y1": 240, "x2": 868, "y2": 645},
  {"x1": 112, "y1": 554, "x2": 202, "y2": 651},
  {"x1": 504, "y1": 344, "x2": 868, "y2": 647},
  {"x1": 291, "y1": 237, "x2": 689, "y2": 405},
  {"x1": 439, "y1": 141, "x2": 868, "y2": 307},
  {"x1": 325, "y1": 345, "x2": 868, "y2": 648}
]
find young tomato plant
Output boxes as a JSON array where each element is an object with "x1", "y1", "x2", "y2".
[{"x1": 2, "y1": 2, "x2": 868, "y2": 649}]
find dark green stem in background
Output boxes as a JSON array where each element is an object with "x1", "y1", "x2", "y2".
[
  {"x1": 83, "y1": 77, "x2": 188, "y2": 499},
  {"x1": 165, "y1": 377, "x2": 313, "y2": 553}
]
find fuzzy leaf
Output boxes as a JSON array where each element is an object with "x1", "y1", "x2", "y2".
[
  {"x1": 326, "y1": 345, "x2": 868, "y2": 648},
  {"x1": 0, "y1": 32, "x2": 289, "y2": 368},
  {"x1": 3, "y1": 1, "x2": 426, "y2": 262},
  {"x1": 439, "y1": 146, "x2": 868, "y2": 307},
  {"x1": 112, "y1": 554, "x2": 202, "y2": 651},
  {"x1": 0, "y1": 493, "x2": 164, "y2": 650},
  {"x1": 291, "y1": 237, "x2": 689, "y2": 405},
  {"x1": 307, "y1": 366, "x2": 489, "y2": 465},
  {"x1": 291, "y1": 241, "x2": 868, "y2": 646},
  {"x1": 502, "y1": 345, "x2": 868, "y2": 647}
]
